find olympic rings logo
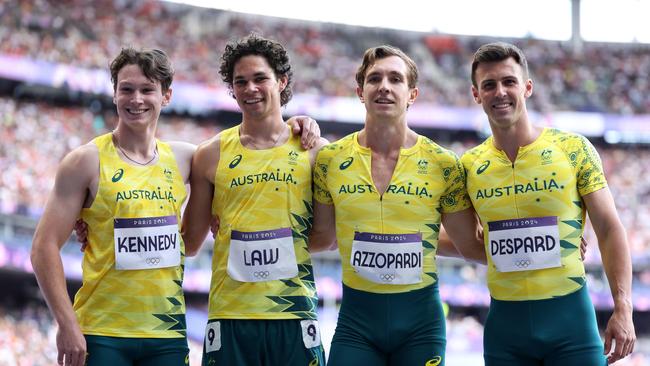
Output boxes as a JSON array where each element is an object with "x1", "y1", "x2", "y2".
[
  {"x1": 379, "y1": 273, "x2": 396, "y2": 282},
  {"x1": 514, "y1": 259, "x2": 531, "y2": 268},
  {"x1": 145, "y1": 257, "x2": 161, "y2": 265},
  {"x1": 253, "y1": 271, "x2": 270, "y2": 279}
]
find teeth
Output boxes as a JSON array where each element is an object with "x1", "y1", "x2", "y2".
[
  {"x1": 245, "y1": 98, "x2": 262, "y2": 104},
  {"x1": 127, "y1": 108, "x2": 147, "y2": 114},
  {"x1": 494, "y1": 103, "x2": 511, "y2": 109},
  {"x1": 375, "y1": 99, "x2": 392, "y2": 104}
]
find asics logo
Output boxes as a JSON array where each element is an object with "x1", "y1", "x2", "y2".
[
  {"x1": 229, "y1": 154, "x2": 242, "y2": 169},
  {"x1": 476, "y1": 160, "x2": 490, "y2": 175},
  {"x1": 112, "y1": 169, "x2": 124, "y2": 182},
  {"x1": 425, "y1": 356, "x2": 442, "y2": 366},
  {"x1": 339, "y1": 157, "x2": 353, "y2": 170}
]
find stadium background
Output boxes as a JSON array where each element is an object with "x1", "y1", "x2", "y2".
[{"x1": 0, "y1": 0, "x2": 649, "y2": 364}]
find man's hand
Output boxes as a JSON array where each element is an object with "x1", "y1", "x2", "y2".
[
  {"x1": 73, "y1": 219, "x2": 89, "y2": 252},
  {"x1": 287, "y1": 115, "x2": 321, "y2": 150},
  {"x1": 604, "y1": 305, "x2": 636, "y2": 364},
  {"x1": 56, "y1": 323, "x2": 87, "y2": 366}
]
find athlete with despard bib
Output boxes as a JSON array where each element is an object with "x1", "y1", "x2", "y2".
[{"x1": 463, "y1": 41, "x2": 635, "y2": 365}]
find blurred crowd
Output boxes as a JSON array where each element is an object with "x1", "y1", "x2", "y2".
[{"x1": 1, "y1": 0, "x2": 650, "y2": 114}]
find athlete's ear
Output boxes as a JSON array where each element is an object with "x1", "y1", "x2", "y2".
[
  {"x1": 162, "y1": 87, "x2": 172, "y2": 107},
  {"x1": 278, "y1": 75, "x2": 288, "y2": 92},
  {"x1": 471, "y1": 85, "x2": 481, "y2": 104},
  {"x1": 524, "y1": 79, "x2": 533, "y2": 99},
  {"x1": 407, "y1": 87, "x2": 418, "y2": 107},
  {"x1": 356, "y1": 86, "x2": 364, "y2": 102}
]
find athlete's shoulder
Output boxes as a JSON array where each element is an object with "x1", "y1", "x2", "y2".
[
  {"x1": 460, "y1": 137, "x2": 492, "y2": 167},
  {"x1": 316, "y1": 133, "x2": 355, "y2": 160},
  {"x1": 542, "y1": 128, "x2": 596, "y2": 155},
  {"x1": 419, "y1": 136, "x2": 460, "y2": 162}
]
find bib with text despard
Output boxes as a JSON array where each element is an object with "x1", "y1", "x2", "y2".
[
  {"x1": 488, "y1": 216, "x2": 561, "y2": 272},
  {"x1": 114, "y1": 215, "x2": 181, "y2": 270},
  {"x1": 351, "y1": 232, "x2": 422, "y2": 285},
  {"x1": 227, "y1": 228, "x2": 298, "y2": 282}
]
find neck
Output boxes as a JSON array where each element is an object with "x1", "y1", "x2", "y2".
[
  {"x1": 112, "y1": 124, "x2": 157, "y2": 156},
  {"x1": 360, "y1": 117, "x2": 415, "y2": 154},
  {"x1": 491, "y1": 120, "x2": 541, "y2": 162},
  {"x1": 239, "y1": 115, "x2": 287, "y2": 149}
]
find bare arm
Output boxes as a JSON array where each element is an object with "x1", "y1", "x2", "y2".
[
  {"x1": 583, "y1": 188, "x2": 635, "y2": 363},
  {"x1": 181, "y1": 137, "x2": 219, "y2": 256},
  {"x1": 31, "y1": 145, "x2": 97, "y2": 366},
  {"x1": 168, "y1": 141, "x2": 197, "y2": 184},
  {"x1": 309, "y1": 201, "x2": 337, "y2": 252},
  {"x1": 440, "y1": 208, "x2": 486, "y2": 264}
]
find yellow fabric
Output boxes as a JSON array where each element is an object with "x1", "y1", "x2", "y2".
[
  {"x1": 76, "y1": 133, "x2": 187, "y2": 338},
  {"x1": 461, "y1": 128, "x2": 607, "y2": 301},
  {"x1": 314, "y1": 132, "x2": 471, "y2": 294},
  {"x1": 209, "y1": 125, "x2": 318, "y2": 320}
]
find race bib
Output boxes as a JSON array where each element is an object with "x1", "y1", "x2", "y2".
[
  {"x1": 488, "y1": 216, "x2": 561, "y2": 272},
  {"x1": 227, "y1": 228, "x2": 298, "y2": 282},
  {"x1": 351, "y1": 232, "x2": 422, "y2": 285},
  {"x1": 114, "y1": 215, "x2": 181, "y2": 270}
]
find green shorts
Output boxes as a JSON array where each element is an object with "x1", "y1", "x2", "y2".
[
  {"x1": 484, "y1": 285, "x2": 606, "y2": 366},
  {"x1": 84, "y1": 335, "x2": 189, "y2": 366},
  {"x1": 201, "y1": 318, "x2": 325, "y2": 366},
  {"x1": 327, "y1": 284, "x2": 446, "y2": 366}
]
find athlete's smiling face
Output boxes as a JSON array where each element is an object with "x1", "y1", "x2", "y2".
[
  {"x1": 357, "y1": 55, "x2": 418, "y2": 121},
  {"x1": 471, "y1": 57, "x2": 533, "y2": 130},
  {"x1": 114, "y1": 64, "x2": 171, "y2": 128},
  {"x1": 232, "y1": 55, "x2": 287, "y2": 119}
]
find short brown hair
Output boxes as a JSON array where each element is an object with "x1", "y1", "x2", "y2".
[
  {"x1": 110, "y1": 47, "x2": 174, "y2": 93},
  {"x1": 471, "y1": 42, "x2": 529, "y2": 88},
  {"x1": 355, "y1": 45, "x2": 418, "y2": 89}
]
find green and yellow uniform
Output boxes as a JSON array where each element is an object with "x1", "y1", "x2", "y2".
[
  {"x1": 78, "y1": 133, "x2": 188, "y2": 365},
  {"x1": 203, "y1": 125, "x2": 324, "y2": 366},
  {"x1": 462, "y1": 128, "x2": 607, "y2": 365},
  {"x1": 314, "y1": 132, "x2": 470, "y2": 366}
]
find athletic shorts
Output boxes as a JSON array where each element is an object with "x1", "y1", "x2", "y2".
[
  {"x1": 327, "y1": 284, "x2": 446, "y2": 366},
  {"x1": 84, "y1": 335, "x2": 189, "y2": 366},
  {"x1": 484, "y1": 285, "x2": 606, "y2": 366},
  {"x1": 202, "y1": 318, "x2": 325, "y2": 366}
]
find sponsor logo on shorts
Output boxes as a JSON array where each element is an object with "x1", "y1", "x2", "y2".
[
  {"x1": 229, "y1": 154, "x2": 243, "y2": 169},
  {"x1": 476, "y1": 160, "x2": 490, "y2": 175},
  {"x1": 339, "y1": 157, "x2": 353, "y2": 170},
  {"x1": 425, "y1": 356, "x2": 442, "y2": 366},
  {"x1": 112, "y1": 168, "x2": 124, "y2": 182}
]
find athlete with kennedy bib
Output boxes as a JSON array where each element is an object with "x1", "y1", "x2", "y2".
[
  {"x1": 182, "y1": 35, "x2": 327, "y2": 366},
  {"x1": 310, "y1": 45, "x2": 485, "y2": 366},
  {"x1": 463, "y1": 42, "x2": 635, "y2": 365},
  {"x1": 31, "y1": 48, "x2": 195, "y2": 366}
]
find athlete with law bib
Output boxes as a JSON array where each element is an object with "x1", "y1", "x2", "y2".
[
  {"x1": 310, "y1": 45, "x2": 485, "y2": 366},
  {"x1": 463, "y1": 42, "x2": 635, "y2": 365},
  {"x1": 31, "y1": 48, "x2": 195, "y2": 366},
  {"x1": 182, "y1": 35, "x2": 328, "y2": 366}
]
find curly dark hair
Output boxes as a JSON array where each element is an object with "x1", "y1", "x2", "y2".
[
  {"x1": 110, "y1": 47, "x2": 174, "y2": 93},
  {"x1": 219, "y1": 34, "x2": 293, "y2": 106}
]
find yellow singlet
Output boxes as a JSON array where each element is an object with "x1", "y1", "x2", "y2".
[
  {"x1": 461, "y1": 128, "x2": 607, "y2": 301},
  {"x1": 314, "y1": 132, "x2": 471, "y2": 294},
  {"x1": 209, "y1": 125, "x2": 318, "y2": 320},
  {"x1": 76, "y1": 133, "x2": 187, "y2": 338}
]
